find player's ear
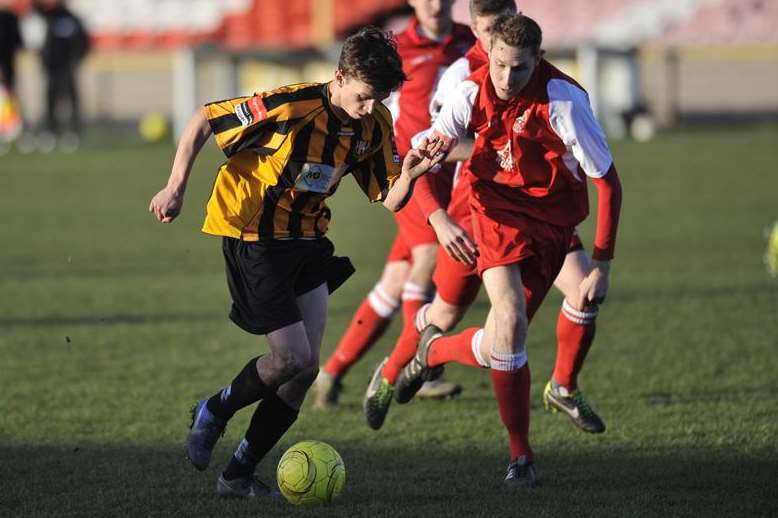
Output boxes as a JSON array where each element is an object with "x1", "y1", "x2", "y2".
[{"x1": 334, "y1": 69, "x2": 345, "y2": 87}]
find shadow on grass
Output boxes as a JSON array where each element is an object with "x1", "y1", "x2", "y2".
[
  {"x1": 0, "y1": 312, "x2": 221, "y2": 328},
  {"x1": 1, "y1": 442, "x2": 775, "y2": 517}
]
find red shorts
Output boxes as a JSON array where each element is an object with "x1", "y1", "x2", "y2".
[
  {"x1": 386, "y1": 231, "x2": 412, "y2": 263},
  {"x1": 433, "y1": 244, "x2": 481, "y2": 306},
  {"x1": 393, "y1": 198, "x2": 438, "y2": 249},
  {"x1": 471, "y1": 208, "x2": 573, "y2": 320}
]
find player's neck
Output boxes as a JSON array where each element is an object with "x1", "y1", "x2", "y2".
[
  {"x1": 326, "y1": 81, "x2": 351, "y2": 123},
  {"x1": 416, "y1": 20, "x2": 451, "y2": 42}
]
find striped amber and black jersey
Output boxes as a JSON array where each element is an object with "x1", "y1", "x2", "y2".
[{"x1": 202, "y1": 82, "x2": 402, "y2": 241}]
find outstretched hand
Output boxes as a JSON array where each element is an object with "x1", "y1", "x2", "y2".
[{"x1": 401, "y1": 136, "x2": 450, "y2": 180}]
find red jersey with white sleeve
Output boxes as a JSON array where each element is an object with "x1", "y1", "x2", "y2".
[
  {"x1": 432, "y1": 59, "x2": 621, "y2": 260},
  {"x1": 387, "y1": 17, "x2": 474, "y2": 159}
]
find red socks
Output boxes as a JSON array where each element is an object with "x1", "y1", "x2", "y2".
[
  {"x1": 323, "y1": 284, "x2": 398, "y2": 377},
  {"x1": 383, "y1": 296, "x2": 429, "y2": 384},
  {"x1": 426, "y1": 327, "x2": 485, "y2": 369},
  {"x1": 490, "y1": 358, "x2": 532, "y2": 462},
  {"x1": 552, "y1": 300, "x2": 597, "y2": 390}
]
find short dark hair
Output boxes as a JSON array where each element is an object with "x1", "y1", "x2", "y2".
[
  {"x1": 470, "y1": 0, "x2": 517, "y2": 19},
  {"x1": 490, "y1": 13, "x2": 542, "y2": 56},
  {"x1": 339, "y1": 26, "x2": 406, "y2": 93}
]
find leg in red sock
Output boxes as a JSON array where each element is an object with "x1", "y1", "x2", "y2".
[{"x1": 552, "y1": 300, "x2": 597, "y2": 390}]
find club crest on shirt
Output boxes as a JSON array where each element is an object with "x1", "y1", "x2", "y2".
[
  {"x1": 355, "y1": 140, "x2": 369, "y2": 156},
  {"x1": 497, "y1": 140, "x2": 514, "y2": 172},
  {"x1": 513, "y1": 109, "x2": 529, "y2": 134}
]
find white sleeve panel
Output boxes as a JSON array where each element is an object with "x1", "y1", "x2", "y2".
[
  {"x1": 385, "y1": 91, "x2": 400, "y2": 129},
  {"x1": 429, "y1": 57, "x2": 470, "y2": 120},
  {"x1": 431, "y1": 79, "x2": 478, "y2": 142},
  {"x1": 547, "y1": 79, "x2": 613, "y2": 178}
]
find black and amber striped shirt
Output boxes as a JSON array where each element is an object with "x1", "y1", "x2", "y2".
[{"x1": 202, "y1": 82, "x2": 401, "y2": 240}]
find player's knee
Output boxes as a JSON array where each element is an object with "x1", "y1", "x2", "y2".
[
  {"x1": 493, "y1": 306, "x2": 528, "y2": 342},
  {"x1": 273, "y1": 349, "x2": 312, "y2": 378},
  {"x1": 379, "y1": 266, "x2": 409, "y2": 299},
  {"x1": 410, "y1": 245, "x2": 438, "y2": 276},
  {"x1": 412, "y1": 244, "x2": 437, "y2": 265}
]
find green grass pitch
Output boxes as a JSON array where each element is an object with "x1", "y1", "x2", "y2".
[{"x1": 1, "y1": 125, "x2": 777, "y2": 516}]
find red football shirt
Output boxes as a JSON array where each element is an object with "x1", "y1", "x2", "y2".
[
  {"x1": 432, "y1": 59, "x2": 621, "y2": 258},
  {"x1": 386, "y1": 17, "x2": 474, "y2": 158}
]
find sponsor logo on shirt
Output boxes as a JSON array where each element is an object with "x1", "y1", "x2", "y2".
[
  {"x1": 295, "y1": 163, "x2": 346, "y2": 193},
  {"x1": 235, "y1": 96, "x2": 267, "y2": 127}
]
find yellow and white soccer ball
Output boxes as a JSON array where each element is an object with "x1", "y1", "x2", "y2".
[{"x1": 276, "y1": 440, "x2": 345, "y2": 506}]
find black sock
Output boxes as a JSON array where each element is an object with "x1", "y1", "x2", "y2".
[
  {"x1": 249, "y1": 394, "x2": 299, "y2": 458},
  {"x1": 222, "y1": 439, "x2": 261, "y2": 481},
  {"x1": 206, "y1": 356, "x2": 272, "y2": 420},
  {"x1": 222, "y1": 395, "x2": 299, "y2": 481}
]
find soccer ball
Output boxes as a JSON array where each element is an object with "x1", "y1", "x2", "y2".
[{"x1": 276, "y1": 440, "x2": 345, "y2": 506}]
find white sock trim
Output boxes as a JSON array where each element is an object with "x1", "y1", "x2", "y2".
[
  {"x1": 489, "y1": 348, "x2": 528, "y2": 372},
  {"x1": 368, "y1": 284, "x2": 400, "y2": 318},
  {"x1": 562, "y1": 299, "x2": 598, "y2": 325},
  {"x1": 470, "y1": 329, "x2": 489, "y2": 368},
  {"x1": 401, "y1": 280, "x2": 429, "y2": 302},
  {"x1": 414, "y1": 303, "x2": 431, "y2": 332}
]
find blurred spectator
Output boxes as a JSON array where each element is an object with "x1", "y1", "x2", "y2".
[
  {"x1": 34, "y1": 0, "x2": 89, "y2": 152},
  {"x1": 0, "y1": 1, "x2": 23, "y2": 148},
  {"x1": 0, "y1": 1, "x2": 22, "y2": 90}
]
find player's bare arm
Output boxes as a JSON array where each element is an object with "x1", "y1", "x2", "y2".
[
  {"x1": 149, "y1": 108, "x2": 213, "y2": 223},
  {"x1": 383, "y1": 137, "x2": 447, "y2": 212}
]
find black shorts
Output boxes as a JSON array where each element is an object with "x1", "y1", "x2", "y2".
[{"x1": 222, "y1": 237, "x2": 355, "y2": 335}]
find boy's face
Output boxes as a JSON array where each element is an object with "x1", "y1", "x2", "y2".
[
  {"x1": 489, "y1": 38, "x2": 540, "y2": 101},
  {"x1": 409, "y1": 0, "x2": 454, "y2": 38},
  {"x1": 471, "y1": 13, "x2": 501, "y2": 52},
  {"x1": 333, "y1": 70, "x2": 389, "y2": 120}
]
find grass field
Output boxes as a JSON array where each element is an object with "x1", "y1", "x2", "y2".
[{"x1": 1, "y1": 124, "x2": 777, "y2": 517}]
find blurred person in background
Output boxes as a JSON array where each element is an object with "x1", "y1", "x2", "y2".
[
  {"x1": 34, "y1": 0, "x2": 89, "y2": 152},
  {"x1": 0, "y1": 0, "x2": 23, "y2": 149},
  {"x1": 0, "y1": 0, "x2": 22, "y2": 91}
]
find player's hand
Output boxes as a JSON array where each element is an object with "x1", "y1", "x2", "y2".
[
  {"x1": 149, "y1": 186, "x2": 184, "y2": 223},
  {"x1": 576, "y1": 259, "x2": 610, "y2": 308},
  {"x1": 402, "y1": 136, "x2": 450, "y2": 180},
  {"x1": 429, "y1": 209, "x2": 478, "y2": 265}
]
